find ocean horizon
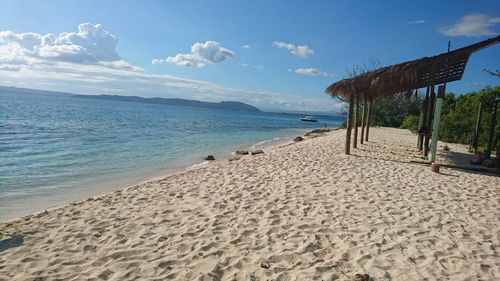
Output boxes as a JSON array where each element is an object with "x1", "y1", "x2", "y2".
[{"x1": 0, "y1": 88, "x2": 342, "y2": 221}]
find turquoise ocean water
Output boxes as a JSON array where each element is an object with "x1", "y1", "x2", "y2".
[{"x1": 0, "y1": 89, "x2": 342, "y2": 220}]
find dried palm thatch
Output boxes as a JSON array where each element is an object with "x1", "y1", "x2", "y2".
[{"x1": 326, "y1": 36, "x2": 500, "y2": 100}]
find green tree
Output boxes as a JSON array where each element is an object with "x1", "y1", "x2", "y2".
[
  {"x1": 439, "y1": 86, "x2": 500, "y2": 147},
  {"x1": 370, "y1": 94, "x2": 421, "y2": 127}
]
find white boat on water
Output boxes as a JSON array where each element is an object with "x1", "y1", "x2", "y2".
[{"x1": 300, "y1": 115, "x2": 317, "y2": 122}]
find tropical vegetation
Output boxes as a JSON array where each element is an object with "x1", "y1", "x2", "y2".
[{"x1": 341, "y1": 86, "x2": 500, "y2": 148}]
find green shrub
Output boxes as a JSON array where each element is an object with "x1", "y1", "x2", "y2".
[{"x1": 400, "y1": 115, "x2": 419, "y2": 133}]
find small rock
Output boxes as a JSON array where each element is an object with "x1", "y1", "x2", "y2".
[
  {"x1": 235, "y1": 150, "x2": 249, "y2": 155},
  {"x1": 354, "y1": 273, "x2": 372, "y2": 281},
  {"x1": 204, "y1": 155, "x2": 215, "y2": 161},
  {"x1": 228, "y1": 157, "x2": 240, "y2": 161},
  {"x1": 293, "y1": 136, "x2": 304, "y2": 142},
  {"x1": 251, "y1": 149, "x2": 264, "y2": 155},
  {"x1": 260, "y1": 261, "x2": 271, "y2": 269}
]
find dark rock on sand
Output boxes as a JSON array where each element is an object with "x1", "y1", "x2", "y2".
[
  {"x1": 235, "y1": 150, "x2": 249, "y2": 155},
  {"x1": 354, "y1": 273, "x2": 373, "y2": 281},
  {"x1": 293, "y1": 136, "x2": 304, "y2": 142},
  {"x1": 251, "y1": 149, "x2": 264, "y2": 155},
  {"x1": 204, "y1": 155, "x2": 215, "y2": 161},
  {"x1": 260, "y1": 261, "x2": 271, "y2": 269}
]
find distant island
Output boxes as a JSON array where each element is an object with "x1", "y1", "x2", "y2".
[
  {"x1": 75, "y1": 94, "x2": 261, "y2": 112},
  {"x1": 0, "y1": 86, "x2": 261, "y2": 112}
]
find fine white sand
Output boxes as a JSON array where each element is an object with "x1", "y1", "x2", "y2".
[{"x1": 0, "y1": 127, "x2": 498, "y2": 280}]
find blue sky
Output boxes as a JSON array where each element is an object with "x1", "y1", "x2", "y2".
[{"x1": 0, "y1": 0, "x2": 499, "y2": 112}]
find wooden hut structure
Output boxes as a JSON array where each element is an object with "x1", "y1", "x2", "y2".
[{"x1": 325, "y1": 36, "x2": 500, "y2": 156}]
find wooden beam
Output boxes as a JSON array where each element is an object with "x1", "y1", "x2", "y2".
[
  {"x1": 360, "y1": 94, "x2": 367, "y2": 144},
  {"x1": 473, "y1": 102, "x2": 483, "y2": 153},
  {"x1": 345, "y1": 94, "x2": 354, "y2": 155},
  {"x1": 353, "y1": 92, "x2": 359, "y2": 148},
  {"x1": 365, "y1": 97, "x2": 372, "y2": 141},
  {"x1": 423, "y1": 85, "x2": 435, "y2": 156}
]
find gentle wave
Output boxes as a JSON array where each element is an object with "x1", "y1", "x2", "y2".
[
  {"x1": 188, "y1": 161, "x2": 210, "y2": 169},
  {"x1": 250, "y1": 136, "x2": 280, "y2": 148}
]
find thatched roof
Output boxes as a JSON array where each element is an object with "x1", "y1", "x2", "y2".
[{"x1": 325, "y1": 36, "x2": 500, "y2": 100}]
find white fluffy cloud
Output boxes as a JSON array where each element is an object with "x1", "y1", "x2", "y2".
[
  {"x1": 0, "y1": 23, "x2": 121, "y2": 68},
  {"x1": 439, "y1": 13, "x2": 500, "y2": 37},
  {"x1": 289, "y1": 67, "x2": 333, "y2": 77},
  {"x1": 273, "y1": 41, "x2": 314, "y2": 58},
  {"x1": 166, "y1": 53, "x2": 205, "y2": 68},
  {"x1": 0, "y1": 24, "x2": 337, "y2": 112},
  {"x1": 153, "y1": 41, "x2": 235, "y2": 68}
]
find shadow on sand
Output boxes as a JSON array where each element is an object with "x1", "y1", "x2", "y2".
[
  {"x1": 0, "y1": 234, "x2": 24, "y2": 252},
  {"x1": 353, "y1": 141, "x2": 499, "y2": 177}
]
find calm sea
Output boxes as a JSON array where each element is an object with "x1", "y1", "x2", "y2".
[{"x1": 0, "y1": 89, "x2": 342, "y2": 220}]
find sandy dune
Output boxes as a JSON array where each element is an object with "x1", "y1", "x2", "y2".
[{"x1": 1, "y1": 127, "x2": 499, "y2": 280}]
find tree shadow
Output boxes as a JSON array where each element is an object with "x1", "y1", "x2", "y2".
[
  {"x1": 438, "y1": 150, "x2": 474, "y2": 166},
  {"x1": 438, "y1": 150, "x2": 500, "y2": 177},
  {"x1": 353, "y1": 141, "x2": 500, "y2": 177},
  {"x1": 436, "y1": 171, "x2": 460, "y2": 177}
]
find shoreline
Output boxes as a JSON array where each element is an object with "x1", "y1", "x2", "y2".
[{"x1": 0, "y1": 126, "x2": 320, "y2": 223}]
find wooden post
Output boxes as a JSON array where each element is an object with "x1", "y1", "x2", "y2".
[
  {"x1": 353, "y1": 92, "x2": 359, "y2": 148},
  {"x1": 429, "y1": 85, "x2": 445, "y2": 162},
  {"x1": 360, "y1": 94, "x2": 367, "y2": 144},
  {"x1": 485, "y1": 98, "x2": 499, "y2": 159},
  {"x1": 417, "y1": 86, "x2": 430, "y2": 150},
  {"x1": 415, "y1": 88, "x2": 421, "y2": 146},
  {"x1": 493, "y1": 132, "x2": 500, "y2": 157},
  {"x1": 423, "y1": 85, "x2": 435, "y2": 157},
  {"x1": 365, "y1": 97, "x2": 372, "y2": 141},
  {"x1": 345, "y1": 94, "x2": 355, "y2": 155},
  {"x1": 431, "y1": 163, "x2": 440, "y2": 173},
  {"x1": 473, "y1": 102, "x2": 483, "y2": 153}
]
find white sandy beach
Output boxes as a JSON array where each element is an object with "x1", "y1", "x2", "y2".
[{"x1": 0, "y1": 127, "x2": 499, "y2": 280}]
